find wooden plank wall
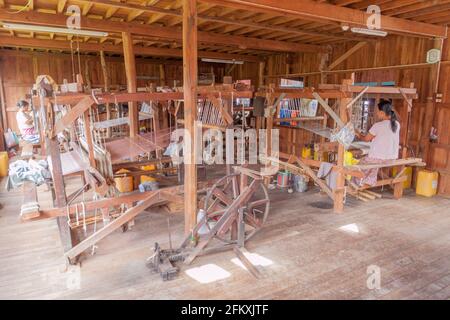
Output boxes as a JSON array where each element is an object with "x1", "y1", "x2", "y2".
[
  {"x1": 430, "y1": 38, "x2": 450, "y2": 195},
  {"x1": 265, "y1": 35, "x2": 450, "y2": 196},
  {"x1": 0, "y1": 49, "x2": 258, "y2": 133}
]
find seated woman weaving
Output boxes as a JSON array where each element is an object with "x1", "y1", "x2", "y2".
[
  {"x1": 353, "y1": 100, "x2": 400, "y2": 187},
  {"x1": 16, "y1": 100, "x2": 40, "y2": 144}
]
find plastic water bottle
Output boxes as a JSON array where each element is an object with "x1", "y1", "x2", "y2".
[{"x1": 197, "y1": 209, "x2": 210, "y2": 235}]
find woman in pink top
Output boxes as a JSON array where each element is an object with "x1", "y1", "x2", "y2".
[{"x1": 353, "y1": 100, "x2": 401, "y2": 186}]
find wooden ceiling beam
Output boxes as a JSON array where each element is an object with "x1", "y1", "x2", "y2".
[
  {"x1": 82, "y1": 2, "x2": 94, "y2": 16},
  {"x1": 0, "y1": 9, "x2": 326, "y2": 53},
  {"x1": 57, "y1": 0, "x2": 67, "y2": 14},
  {"x1": 384, "y1": 0, "x2": 450, "y2": 17},
  {"x1": 0, "y1": 35, "x2": 262, "y2": 62},
  {"x1": 397, "y1": 3, "x2": 450, "y2": 20},
  {"x1": 82, "y1": 0, "x2": 358, "y2": 42},
  {"x1": 199, "y1": 0, "x2": 448, "y2": 38}
]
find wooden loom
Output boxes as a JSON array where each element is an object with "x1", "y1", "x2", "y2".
[
  {"x1": 23, "y1": 84, "x2": 256, "y2": 263},
  {"x1": 261, "y1": 78, "x2": 425, "y2": 213}
]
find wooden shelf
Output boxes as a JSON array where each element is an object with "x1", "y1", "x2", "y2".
[{"x1": 273, "y1": 116, "x2": 325, "y2": 123}]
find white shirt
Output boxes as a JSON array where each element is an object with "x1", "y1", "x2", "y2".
[
  {"x1": 368, "y1": 120, "x2": 400, "y2": 160},
  {"x1": 16, "y1": 110, "x2": 34, "y2": 134}
]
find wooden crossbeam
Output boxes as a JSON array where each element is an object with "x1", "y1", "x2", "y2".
[
  {"x1": 292, "y1": 156, "x2": 335, "y2": 200},
  {"x1": 273, "y1": 116, "x2": 325, "y2": 123},
  {"x1": 345, "y1": 158, "x2": 425, "y2": 170},
  {"x1": 53, "y1": 96, "x2": 94, "y2": 137},
  {"x1": 64, "y1": 191, "x2": 164, "y2": 260},
  {"x1": 264, "y1": 155, "x2": 334, "y2": 200},
  {"x1": 23, "y1": 180, "x2": 217, "y2": 222},
  {"x1": 0, "y1": 36, "x2": 261, "y2": 63},
  {"x1": 233, "y1": 247, "x2": 262, "y2": 279},
  {"x1": 345, "y1": 86, "x2": 370, "y2": 110},
  {"x1": 208, "y1": 95, "x2": 233, "y2": 125},
  {"x1": 20, "y1": 181, "x2": 40, "y2": 220},
  {"x1": 357, "y1": 176, "x2": 408, "y2": 191},
  {"x1": 327, "y1": 42, "x2": 367, "y2": 71},
  {"x1": 312, "y1": 92, "x2": 345, "y2": 128}
]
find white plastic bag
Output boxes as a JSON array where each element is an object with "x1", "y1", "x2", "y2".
[{"x1": 4, "y1": 129, "x2": 19, "y2": 149}]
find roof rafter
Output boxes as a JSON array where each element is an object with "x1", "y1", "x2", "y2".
[
  {"x1": 81, "y1": 0, "x2": 364, "y2": 42},
  {"x1": 0, "y1": 8, "x2": 327, "y2": 53},
  {"x1": 199, "y1": 0, "x2": 448, "y2": 38}
]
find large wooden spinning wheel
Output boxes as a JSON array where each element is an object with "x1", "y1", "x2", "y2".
[{"x1": 201, "y1": 172, "x2": 270, "y2": 244}]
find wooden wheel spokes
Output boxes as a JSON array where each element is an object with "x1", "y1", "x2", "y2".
[
  {"x1": 244, "y1": 212, "x2": 262, "y2": 229},
  {"x1": 206, "y1": 175, "x2": 238, "y2": 212},
  {"x1": 202, "y1": 172, "x2": 270, "y2": 244},
  {"x1": 212, "y1": 188, "x2": 234, "y2": 206},
  {"x1": 247, "y1": 199, "x2": 270, "y2": 213}
]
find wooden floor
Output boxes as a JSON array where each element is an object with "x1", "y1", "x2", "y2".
[{"x1": 1, "y1": 176, "x2": 450, "y2": 300}]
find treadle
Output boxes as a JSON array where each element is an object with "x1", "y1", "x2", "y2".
[{"x1": 146, "y1": 243, "x2": 184, "y2": 281}]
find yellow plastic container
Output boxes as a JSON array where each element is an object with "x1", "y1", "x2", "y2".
[
  {"x1": 141, "y1": 175, "x2": 157, "y2": 184},
  {"x1": 344, "y1": 151, "x2": 354, "y2": 166},
  {"x1": 416, "y1": 170, "x2": 439, "y2": 197},
  {"x1": 114, "y1": 169, "x2": 134, "y2": 193},
  {"x1": 302, "y1": 147, "x2": 312, "y2": 159},
  {"x1": 344, "y1": 151, "x2": 359, "y2": 180},
  {"x1": 0, "y1": 152, "x2": 8, "y2": 177},
  {"x1": 393, "y1": 166, "x2": 413, "y2": 189},
  {"x1": 142, "y1": 165, "x2": 156, "y2": 171},
  {"x1": 140, "y1": 165, "x2": 157, "y2": 184}
]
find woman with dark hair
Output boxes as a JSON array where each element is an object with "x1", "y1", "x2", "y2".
[
  {"x1": 353, "y1": 99, "x2": 401, "y2": 186},
  {"x1": 16, "y1": 100, "x2": 36, "y2": 139}
]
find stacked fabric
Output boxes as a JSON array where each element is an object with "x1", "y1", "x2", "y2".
[{"x1": 6, "y1": 159, "x2": 51, "y2": 191}]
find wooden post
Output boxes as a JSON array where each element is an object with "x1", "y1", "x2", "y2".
[
  {"x1": 285, "y1": 54, "x2": 291, "y2": 76},
  {"x1": 83, "y1": 109, "x2": 96, "y2": 168},
  {"x1": 0, "y1": 75, "x2": 8, "y2": 132},
  {"x1": 49, "y1": 138, "x2": 75, "y2": 253},
  {"x1": 100, "y1": 51, "x2": 112, "y2": 138},
  {"x1": 256, "y1": 61, "x2": 265, "y2": 134},
  {"x1": 183, "y1": 0, "x2": 198, "y2": 235},
  {"x1": 84, "y1": 59, "x2": 92, "y2": 90},
  {"x1": 100, "y1": 51, "x2": 109, "y2": 92},
  {"x1": 258, "y1": 61, "x2": 265, "y2": 89},
  {"x1": 158, "y1": 64, "x2": 169, "y2": 129},
  {"x1": 334, "y1": 78, "x2": 353, "y2": 213},
  {"x1": 320, "y1": 53, "x2": 329, "y2": 147},
  {"x1": 159, "y1": 64, "x2": 166, "y2": 86},
  {"x1": 122, "y1": 32, "x2": 138, "y2": 137},
  {"x1": 38, "y1": 93, "x2": 74, "y2": 253}
]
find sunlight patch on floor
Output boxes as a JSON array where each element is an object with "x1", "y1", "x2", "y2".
[
  {"x1": 185, "y1": 264, "x2": 231, "y2": 284},
  {"x1": 231, "y1": 252, "x2": 274, "y2": 270},
  {"x1": 339, "y1": 223, "x2": 360, "y2": 234}
]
